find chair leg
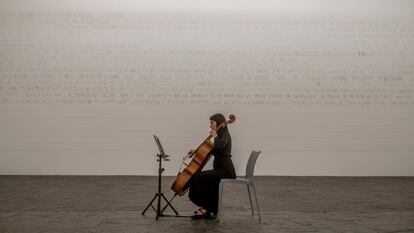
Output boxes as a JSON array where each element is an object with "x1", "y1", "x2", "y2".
[
  {"x1": 247, "y1": 185, "x2": 254, "y2": 215},
  {"x1": 252, "y1": 185, "x2": 261, "y2": 222},
  {"x1": 218, "y1": 182, "x2": 223, "y2": 216}
]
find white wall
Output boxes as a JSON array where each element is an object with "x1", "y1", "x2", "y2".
[{"x1": 0, "y1": 0, "x2": 413, "y2": 176}]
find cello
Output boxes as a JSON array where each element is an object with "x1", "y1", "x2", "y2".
[{"x1": 171, "y1": 114, "x2": 236, "y2": 196}]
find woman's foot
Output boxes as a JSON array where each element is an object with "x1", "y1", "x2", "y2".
[
  {"x1": 193, "y1": 208, "x2": 205, "y2": 214},
  {"x1": 191, "y1": 208, "x2": 211, "y2": 220}
]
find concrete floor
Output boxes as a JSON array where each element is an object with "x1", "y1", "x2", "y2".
[{"x1": 0, "y1": 176, "x2": 413, "y2": 233}]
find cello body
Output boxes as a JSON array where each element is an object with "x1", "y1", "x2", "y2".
[
  {"x1": 171, "y1": 137, "x2": 214, "y2": 195},
  {"x1": 171, "y1": 114, "x2": 235, "y2": 196}
]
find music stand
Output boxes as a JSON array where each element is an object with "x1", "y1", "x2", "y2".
[{"x1": 142, "y1": 135, "x2": 179, "y2": 220}]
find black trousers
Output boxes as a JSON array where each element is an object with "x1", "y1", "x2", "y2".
[{"x1": 188, "y1": 169, "x2": 235, "y2": 214}]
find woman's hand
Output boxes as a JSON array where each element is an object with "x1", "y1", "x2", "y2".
[{"x1": 183, "y1": 149, "x2": 195, "y2": 160}]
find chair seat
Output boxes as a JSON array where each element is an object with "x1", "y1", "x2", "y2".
[{"x1": 220, "y1": 178, "x2": 253, "y2": 186}]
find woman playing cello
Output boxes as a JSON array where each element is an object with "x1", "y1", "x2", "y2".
[{"x1": 187, "y1": 113, "x2": 236, "y2": 219}]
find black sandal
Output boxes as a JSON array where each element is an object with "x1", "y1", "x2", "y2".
[
  {"x1": 191, "y1": 209, "x2": 210, "y2": 220},
  {"x1": 193, "y1": 208, "x2": 204, "y2": 214}
]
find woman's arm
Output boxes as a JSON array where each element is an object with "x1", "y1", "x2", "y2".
[{"x1": 213, "y1": 131, "x2": 229, "y2": 149}]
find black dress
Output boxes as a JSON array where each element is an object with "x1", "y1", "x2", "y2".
[{"x1": 188, "y1": 127, "x2": 236, "y2": 215}]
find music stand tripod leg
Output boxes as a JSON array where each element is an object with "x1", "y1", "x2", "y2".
[
  {"x1": 142, "y1": 193, "x2": 157, "y2": 215},
  {"x1": 160, "y1": 193, "x2": 179, "y2": 216}
]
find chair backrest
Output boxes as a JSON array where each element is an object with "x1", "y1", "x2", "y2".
[{"x1": 245, "y1": 150, "x2": 261, "y2": 182}]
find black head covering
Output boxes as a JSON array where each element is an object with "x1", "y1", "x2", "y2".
[{"x1": 209, "y1": 113, "x2": 227, "y2": 136}]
